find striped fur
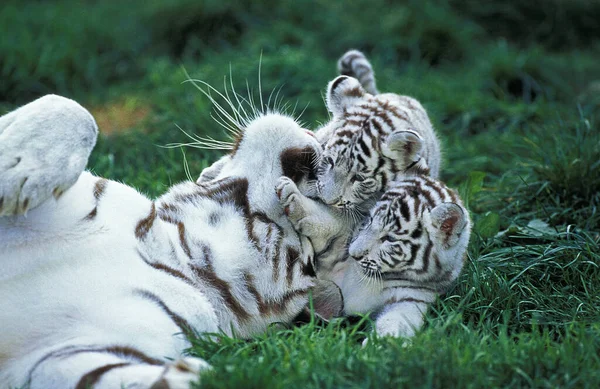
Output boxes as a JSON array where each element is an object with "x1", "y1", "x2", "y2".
[
  {"x1": 314, "y1": 50, "x2": 441, "y2": 216},
  {"x1": 277, "y1": 174, "x2": 471, "y2": 338},
  {"x1": 0, "y1": 96, "x2": 322, "y2": 388},
  {"x1": 338, "y1": 49, "x2": 379, "y2": 95}
]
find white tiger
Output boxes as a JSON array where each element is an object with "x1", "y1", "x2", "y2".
[
  {"x1": 276, "y1": 174, "x2": 471, "y2": 338},
  {"x1": 0, "y1": 94, "x2": 329, "y2": 389},
  {"x1": 314, "y1": 50, "x2": 442, "y2": 213},
  {"x1": 275, "y1": 51, "x2": 469, "y2": 338}
]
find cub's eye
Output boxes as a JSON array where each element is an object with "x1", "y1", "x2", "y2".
[
  {"x1": 360, "y1": 216, "x2": 372, "y2": 229},
  {"x1": 380, "y1": 235, "x2": 394, "y2": 243},
  {"x1": 322, "y1": 156, "x2": 334, "y2": 168},
  {"x1": 352, "y1": 175, "x2": 365, "y2": 183}
]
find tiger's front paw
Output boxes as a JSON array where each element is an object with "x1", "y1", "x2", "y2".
[
  {"x1": 0, "y1": 94, "x2": 97, "y2": 216},
  {"x1": 0, "y1": 153, "x2": 81, "y2": 216},
  {"x1": 150, "y1": 357, "x2": 211, "y2": 389},
  {"x1": 276, "y1": 176, "x2": 307, "y2": 228}
]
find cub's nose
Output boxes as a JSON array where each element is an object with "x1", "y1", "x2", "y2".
[
  {"x1": 348, "y1": 244, "x2": 368, "y2": 259},
  {"x1": 334, "y1": 199, "x2": 350, "y2": 209}
]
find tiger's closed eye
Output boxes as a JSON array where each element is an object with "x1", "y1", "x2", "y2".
[{"x1": 380, "y1": 235, "x2": 394, "y2": 243}]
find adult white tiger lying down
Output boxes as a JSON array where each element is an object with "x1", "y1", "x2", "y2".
[{"x1": 0, "y1": 95, "x2": 334, "y2": 388}]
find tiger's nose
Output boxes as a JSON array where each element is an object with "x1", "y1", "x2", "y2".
[
  {"x1": 334, "y1": 199, "x2": 349, "y2": 209},
  {"x1": 321, "y1": 195, "x2": 343, "y2": 206},
  {"x1": 348, "y1": 244, "x2": 368, "y2": 259}
]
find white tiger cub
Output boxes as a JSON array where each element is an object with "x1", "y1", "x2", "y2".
[
  {"x1": 276, "y1": 174, "x2": 471, "y2": 338},
  {"x1": 314, "y1": 50, "x2": 441, "y2": 212},
  {"x1": 0, "y1": 94, "x2": 324, "y2": 389}
]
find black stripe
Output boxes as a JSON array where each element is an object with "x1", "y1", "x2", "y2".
[
  {"x1": 357, "y1": 137, "x2": 372, "y2": 158},
  {"x1": 134, "y1": 289, "x2": 193, "y2": 334},
  {"x1": 400, "y1": 200, "x2": 410, "y2": 221},
  {"x1": 27, "y1": 345, "x2": 162, "y2": 384},
  {"x1": 93, "y1": 179, "x2": 108, "y2": 200},
  {"x1": 416, "y1": 240, "x2": 434, "y2": 275},
  {"x1": 330, "y1": 76, "x2": 350, "y2": 93},
  {"x1": 404, "y1": 158, "x2": 421, "y2": 172},
  {"x1": 75, "y1": 363, "x2": 131, "y2": 389},
  {"x1": 356, "y1": 152, "x2": 366, "y2": 166},
  {"x1": 385, "y1": 297, "x2": 429, "y2": 305},
  {"x1": 411, "y1": 222, "x2": 423, "y2": 239},
  {"x1": 137, "y1": 249, "x2": 195, "y2": 286},
  {"x1": 406, "y1": 243, "x2": 421, "y2": 267}
]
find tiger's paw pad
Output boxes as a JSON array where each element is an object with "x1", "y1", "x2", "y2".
[
  {"x1": 0, "y1": 155, "x2": 77, "y2": 216},
  {"x1": 275, "y1": 177, "x2": 307, "y2": 225},
  {"x1": 150, "y1": 357, "x2": 211, "y2": 389}
]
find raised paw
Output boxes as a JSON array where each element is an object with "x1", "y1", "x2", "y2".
[
  {"x1": 0, "y1": 154, "x2": 81, "y2": 216},
  {"x1": 150, "y1": 357, "x2": 211, "y2": 389},
  {"x1": 0, "y1": 94, "x2": 98, "y2": 216},
  {"x1": 275, "y1": 176, "x2": 307, "y2": 226}
]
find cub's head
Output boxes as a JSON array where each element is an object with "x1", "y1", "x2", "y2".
[
  {"x1": 316, "y1": 76, "x2": 427, "y2": 213},
  {"x1": 347, "y1": 177, "x2": 471, "y2": 293}
]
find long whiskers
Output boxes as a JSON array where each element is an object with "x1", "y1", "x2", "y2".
[
  {"x1": 173, "y1": 64, "x2": 304, "y2": 153},
  {"x1": 163, "y1": 124, "x2": 235, "y2": 150}
]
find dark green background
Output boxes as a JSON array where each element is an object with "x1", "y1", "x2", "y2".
[{"x1": 2, "y1": 1, "x2": 599, "y2": 387}]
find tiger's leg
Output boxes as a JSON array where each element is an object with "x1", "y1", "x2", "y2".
[
  {"x1": 276, "y1": 176, "x2": 346, "y2": 250},
  {"x1": 0, "y1": 95, "x2": 98, "y2": 216},
  {"x1": 25, "y1": 346, "x2": 210, "y2": 389},
  {"x1": 373, "y1": 300, "x2": 429, "y2": 339}
]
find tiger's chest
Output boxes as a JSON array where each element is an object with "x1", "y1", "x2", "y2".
[{"x1": 0, "y1": 177, "x2": 207, "y2": 362}]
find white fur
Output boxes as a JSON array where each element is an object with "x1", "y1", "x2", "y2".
[
  {"x1": 0, "y1": 95, "x2": 97, "y2": 216},
  {"x1": 313, "y1": 51, "x2": 441, "y2": 208},
  {"x1": 0, "y1": 96, "x2": 320, "y2": 389},
  {"x1": 277, "y1": 176, "x2": 471, "y2": 339}
]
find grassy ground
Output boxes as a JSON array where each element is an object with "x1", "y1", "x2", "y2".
[{"x1": 2, "y1": 0, "x2": 600, "y2": 387}]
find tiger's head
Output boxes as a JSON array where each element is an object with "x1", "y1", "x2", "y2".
[
  {"x1": 347, "y1": 177, "x2": 471, "y2": 293},
  {"x1": 315, "y1": 76, "x2": 427, "y2": 214}
]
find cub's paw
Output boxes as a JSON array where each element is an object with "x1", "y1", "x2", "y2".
[
  {"x1": 150, "y1": 357, "x2": 211, "y2": 389},
  {"x1": 275, "y1": 176, "x2": 307, "y2": 226},
  {"x1": 0, "y1": 154, "x2": 81, "y2": 216}
]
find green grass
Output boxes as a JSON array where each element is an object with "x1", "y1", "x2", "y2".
[{"x1": 3, "y1": 0, "x2": 600, "y2": 387}]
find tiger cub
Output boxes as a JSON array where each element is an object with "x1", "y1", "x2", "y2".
[
  {"x1": 0, "y1": 95, "x2": 323, "y2": 389},
  {"x1": 276, "y1": 174, "x2": 471, "y2": 338},
  {"x1": 314, "y1": 50, "x2": 441, "y2": 213}
]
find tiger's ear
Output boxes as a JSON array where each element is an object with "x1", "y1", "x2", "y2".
[
  {"x1": 430, "y1": 203, "x2": 468, "y2": 248},
  {"x1": 280, "y1": 146, "x2": 319, "y2": 184},
  {"x1": 382, "y1": 130, "x2": 423, "y2": 163},
  {"x1": 326, "y1": 76, "x2": 367, "y2": 117},
  {"x1": 310, "y1": 279, "x2": 344, "y2": 321},
  {"x1": 197, "y1": 155, "x2": 231, "y2": 183}
]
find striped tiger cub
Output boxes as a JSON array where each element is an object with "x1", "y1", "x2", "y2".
[
  {"x1": 0, "y1": 95, "x2": 327, "y2": 388},
  {"x1": 314, "y1": 50, "x2": 441, "y2": 215},
  {"x1": 277, "y1": 174, "x2": 471, "y2": 338}
]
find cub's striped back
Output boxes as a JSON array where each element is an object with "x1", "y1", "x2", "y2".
[{"x1": 314, "y1": 50, "x2": 441, "y2": 214}]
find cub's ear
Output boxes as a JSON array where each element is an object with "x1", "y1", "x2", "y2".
[
  {"x1": 197, "y1": 155, "x2": 231, "y2": 184},
  {"x1": 280, "y1": 146, "x2": 319, "y2": 184},
  {"x1": 382, "y1": 130, "x2": 423, "y2": 163},
  {"x1": 326, "y1": 76, "x2": 366, "y2": 117},
  {"x1": 430, "y1": 203, "x2": 468, "y2": 248},
  {"x1": 310, "y1": 279, "x2": 344, "y2": 321}
]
